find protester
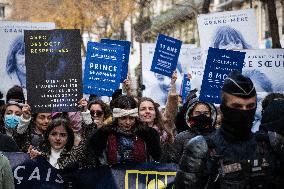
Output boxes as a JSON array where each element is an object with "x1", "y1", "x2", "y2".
[
  {"x1": 175, "y1": 71, "x2": 278, "y2": 189},
  {"x1": 138, "y1": 97, "x2": 174, "y2": 162},
  {"x1": 259, "y1": 99, "x2": 284, "y2": 189},
  {"x1": 67, "y1": 111, "x2": 83, "y2": 146},
  {"x1": 0, "y1": 133, "x2": 19, "y2": 152},
  {"x1": 79, "y1": 98, "x2": 112, "y2": 139},
  {"x1": 0, "y1": 153, "x2": 15, "y2": 189},
  {"x1": 138, "y1": 70, "x2": 178, "y2": 140},
  {"x1": 171, "y1": 100, "x2": 216, "y2": 163},
  {"x1": 261, "y1": 92, "x2": 284, "y2": 113},
  {"x1": 174, "y1": 88, "x2": 199, "y2": 133},
  {"x1": 28, "y1": 117, "x2": 75, "y2": 169},
  {"x1": 0, "y1": 101, "x2": 31, "y2": 139},
  {"x1": 89, "y1": 95, "x2": 161, "y2": 166},
  {"x1": 19, "y1": 113, "x2": 52, "y2": 152},
  {"x1": 6, "y1": 85, "x2": 25, "y2": 104}
]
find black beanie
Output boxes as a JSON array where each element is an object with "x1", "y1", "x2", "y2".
[
  {"x1": 6, "y1": 85, "x2": 25, "y2": 103},
  {"x1": 222, "y1": 70, "x2": 256, "y2": 98},
  {"x1": 260, "y1": 99, "x2": 284, "y2": 135}
]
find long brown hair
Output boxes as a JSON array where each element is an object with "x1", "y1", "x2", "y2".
[{"x1": 138, "y1": 97, "x2": 173, "y2": 144}]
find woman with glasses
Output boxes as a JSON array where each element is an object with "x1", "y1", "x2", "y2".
[
  {"x1": 78, "y1": 98, "x2": 112, "y2": 141},
  {"x1": 170, "y1": 100, "x2": 217, "y2": 163},
  {"x1": 28, "y1": 117, "x2": 75, "y2": 169},
  {"x1": 89, "y1": 95, "x2": 161, "y2": 166}
]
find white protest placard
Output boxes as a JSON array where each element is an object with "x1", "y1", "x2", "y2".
[
  {"x1": 197, "y1": 9, "x2": 258, "y2": 53},
  {"x1": 0, "y1": 21, "x2": 55, "y2": 99},
  {"x1": 188, "y1": 48, "x2": 204, "y2": 91},
  {"x1": 142, "y1": 43, "x2": 196, "y2": 106},
  {"x1": 242, "y1": 49, "x2": 284, "y2": 93}
]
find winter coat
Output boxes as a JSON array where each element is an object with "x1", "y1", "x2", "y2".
[{"x1": 88, "y1": 123, "x2": 161, "y2": 166}]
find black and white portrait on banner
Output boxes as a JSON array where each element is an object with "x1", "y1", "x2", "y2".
[
  {"x1": 197, "y1": 9, "x2": 258, "y2": 52},
  {"x1": 241, "y1": 49, "x2": 284, "y2": 132},
  {"x1": 0, "y1": 21, "x2": 55, "y2": 100},
  {"x1": 142, "y1": 43, "x2": 196, "y2": 106}
]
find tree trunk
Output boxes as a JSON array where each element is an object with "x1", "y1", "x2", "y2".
[
  {"x1": 201, "y1": 0, "x2": 211, "y2": 14},
  {"x1": 266, "y1": 0, "x2": 282, "y2": 48}
]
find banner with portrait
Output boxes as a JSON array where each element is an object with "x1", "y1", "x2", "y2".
[
  {"x1": 24, "y1": 29, "x2": 82, "y2": 113},
  {"x1": 242, "y1": 49, "x2": 284, "y2": 93},
  {"x1": 197, "y1": 9, "x2": 259, "y2": 53},
  {"x1": 241, "y1": 49, "x2": 284, "y2": 132},
  {"x1": 142, "y1": 43, "x2": 196, "y2": 106},
  {"x1": 0, "y1": 21, "x2": 55, "y2": 101}
]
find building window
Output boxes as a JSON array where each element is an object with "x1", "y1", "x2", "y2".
[{"x1": 0, "y1": 6, "x2": 5, "y2": 18}]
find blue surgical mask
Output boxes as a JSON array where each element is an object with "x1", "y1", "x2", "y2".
[{"x1": 4, "y1": 114, "x2": 21, "y2": 129}]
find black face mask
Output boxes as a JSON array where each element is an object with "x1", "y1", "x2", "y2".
[
  {"x1": 220, "y1": 104, "x2": 256, "y2": 139},
  {"x1": 188, "y1": 114, "x2": 214, "y2": 134}
]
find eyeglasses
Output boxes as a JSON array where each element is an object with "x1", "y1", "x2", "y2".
[{"x1": 90, "y1": 110, "x2": 104, "y2": 117}]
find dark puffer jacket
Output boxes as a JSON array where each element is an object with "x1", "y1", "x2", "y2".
[
  {"x1": 175, "y1": 128, "x2": 279, "y2": 189},
  {"x1": 170, "y1": 100, "x2": 217, "y2": 163},
  {"x1": 88, "y1": 123, "x2": 161, "y2": 166}
]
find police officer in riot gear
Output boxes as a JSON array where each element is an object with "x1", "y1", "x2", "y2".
[{"x1": 175, "y1": 71, "x2": 279, "y2": 189}]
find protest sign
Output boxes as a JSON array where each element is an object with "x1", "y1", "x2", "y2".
[
  {"x1": 242, "y1": 49, "x2": 284, "y2": 93},
  {"x1": 0, "y1": 21, "x2": 55, "y2": 100},
  {"x1": 3, "y1": 152, "x2": 64, "y2": 189},
  {"x1": 101, "y1": 38, "x2": 131, "y2": 82},
  {"x1": 199, "y1": 47, "x2": 245, "y2": 104},
  {"x1": 181, "y1": 74, "x2": 191, "y2": 103},
  {"x1": 24, "y1": 29, "x2": 82, "y2": 112},
  {"x1": 70, "y1": 163, "x2": 178, "y2": 189},
  {"x1": 142, "y1": 43, "x2": 196, "y2": 106},
  {"x1": 188, "y1": 48, "x2": 204, "y2": 91},
  {"x1": 3, "y1": 152, "x2": 178, "y2": 189},
  {"x1": 151, "y1": 34, "x2": 182, "y2": 77},
  {"x1": 83, "y1": 42, "x2": 123, "y2": 96},
  {"x1": 197, "y1": 9, "x2": 258, "y2": 53}
]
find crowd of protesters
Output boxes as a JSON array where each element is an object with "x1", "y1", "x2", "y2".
[{"x1": 0, "y1": 70, "x2": 283, "y2": 189}]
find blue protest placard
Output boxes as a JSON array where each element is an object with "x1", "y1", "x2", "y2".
[
  {"x1": 181, "y1": 74, "x2": 191, "y2": 103},
  {"x1": 199, "y1": 47, "x2": 245, "y2": 104},
  {"x1": 101, "y1": 39, "x2": 131, "y2": 82},
  {"x1": 83, "y1": 42, "x2": 123, "y2": 96},
  {"x1": 151, "y1": 34, "x2": 182, "y2": 77}
]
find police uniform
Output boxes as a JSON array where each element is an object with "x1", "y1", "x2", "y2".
[{"x1": 175, "y1": 71, "x2": 279, "y2": 189}]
